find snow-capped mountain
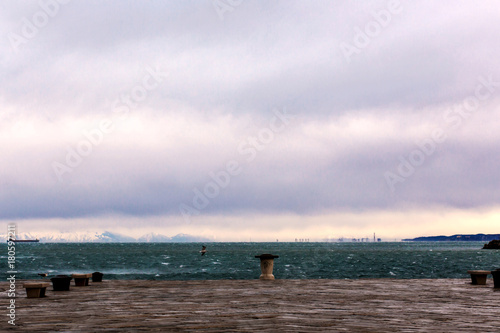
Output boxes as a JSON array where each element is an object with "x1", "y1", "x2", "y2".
[
  {"x1": 137, "y1": 232, "x2": 172, "y2": 242},
  {"x1": 1, "y1": 231, "x2": 211, "y2": 243},
  {"x1": 170, "y1": 233, "x2": 212, "y2": 242}
]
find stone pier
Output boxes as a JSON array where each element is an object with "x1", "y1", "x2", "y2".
[{"x1": 1, "y1": 278, "x2": 500, "y2": 331}]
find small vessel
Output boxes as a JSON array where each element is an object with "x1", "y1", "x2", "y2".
[{"x1": 7, "y1": 238, "x2": 39, "y2": 243}]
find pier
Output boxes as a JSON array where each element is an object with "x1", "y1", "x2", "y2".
[{"x1": 2, "y1": 278, "x2": 500, "y2": 331}]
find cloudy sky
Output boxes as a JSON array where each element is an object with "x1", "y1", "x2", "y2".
[{"x1": 1, "y1": 0, "x2": 500, "y2": 240}]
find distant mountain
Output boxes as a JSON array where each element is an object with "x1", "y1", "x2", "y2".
[
  {"x1": 170, "y1": 233, "x2": 210, "y2": 242},
  {"x1": 403, "y1": 233, "x2": 500, "y2": 242},
  {"x1": 1, "y1": 231, "x2": 212, "y2": 243},
  {"x1": 95, "y1": 231, "x2": 137, "y2": 242},
  {"x1": 137, "y1": 232, "x2": 173, "y2": 242},
  {"x1": 137, "y1": 232, "x2": 210, "y2": 242}
]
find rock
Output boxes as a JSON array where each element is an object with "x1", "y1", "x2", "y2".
[{"x1": 483, "y1": 239, "x2": 500, "y2": 249}]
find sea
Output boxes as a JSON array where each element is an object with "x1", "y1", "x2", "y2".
[{"x1": 2, "y1": 242, "x2": 500, "y2": 281}]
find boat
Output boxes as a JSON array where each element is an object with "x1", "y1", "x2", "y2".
[{"x1": 7, "y1": 238, "x2": 39, "y2": 243}]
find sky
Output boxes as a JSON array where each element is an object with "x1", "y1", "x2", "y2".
[{"x1": 1, "y1": 0, "x2": 500, "y2": 241}]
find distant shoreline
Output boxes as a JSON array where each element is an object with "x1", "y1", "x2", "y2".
[{"x1": 403, "y1": 233, "x2": 500, "y2": 242}]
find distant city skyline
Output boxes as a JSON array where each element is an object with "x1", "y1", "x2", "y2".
[{"x1": 1, "y1": 1, "x2": 500, "y2": 240}]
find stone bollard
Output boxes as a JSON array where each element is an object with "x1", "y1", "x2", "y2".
[
  {"x1": 72, "y1": 273, "x2": 92, "y2": 286},
  {"x1": 23, "y1": 282, "x2": 51, "y2": 298},
  {"x1": 467, "y1": 270, "x2": 491, "y2": 285},
  {"x1": 491, "y1": 269, "x2": 500, "y2": 288},
  {"x1": 92, "y1": 272, "x2": 104, "y2": 282},
  {"x1": 255, "y1": 254, "x2": 279, "y2": 280},
  {"x1": 51, "y1": 275, "x2": 72, "y2": 291}
]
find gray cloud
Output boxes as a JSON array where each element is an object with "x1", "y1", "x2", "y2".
[{"x1": 1, "y1": 0, "x2": 500, "y2": 227}]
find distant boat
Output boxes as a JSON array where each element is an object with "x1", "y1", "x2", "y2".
[{"x1": 7, "y1": 238, "x2": 39, "y2": 243}]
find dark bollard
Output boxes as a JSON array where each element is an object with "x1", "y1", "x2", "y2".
[
  {"x1": 51, "y1": 275, "x2": 72, "y2": 291},
  {"x1": 492, "y1": 269, "x2": 500, "y2": 288},
  {"x1": 92, "y1": 272, "x2": 104, "y2": 282},
  {"x1": 255, "y1": 254, "x2": 279, "y2": 280}
]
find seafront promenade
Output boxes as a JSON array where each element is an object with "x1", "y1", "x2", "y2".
[{"x1": 2, "y1": 278, "x2": 500, "y2": 332}]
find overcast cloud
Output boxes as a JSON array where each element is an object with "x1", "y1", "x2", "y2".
[{"x1": 1, "y1": 0, "x2": 499, "y2": 239}]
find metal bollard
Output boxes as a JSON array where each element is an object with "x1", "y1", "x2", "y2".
[{"x1": 255, "y1": 254, "x2": 279, "y2": 280}]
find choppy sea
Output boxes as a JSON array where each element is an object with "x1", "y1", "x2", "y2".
[{"x1": 2, "y1": 242, "x2": 499, "y2": 280}]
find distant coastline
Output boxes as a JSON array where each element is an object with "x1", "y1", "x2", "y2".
[{"x1": 403, "y1": 233, "x2": 500, "y2": 242}]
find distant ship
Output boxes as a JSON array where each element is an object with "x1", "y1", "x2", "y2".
[{"x1": 7, "y1": 238, "x2": 39, "y2": 243}]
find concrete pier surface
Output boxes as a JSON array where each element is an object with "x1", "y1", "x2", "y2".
[{"x1": 2, "y1": 278, "x2": 500, "y2": 332}]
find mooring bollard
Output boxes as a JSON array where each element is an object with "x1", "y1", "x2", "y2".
[
  {"x1": 23, "y1": 282, "x2": 51, "y2": 298},
  {"x1": 92, "y1": 272, "x2": 104, "y2": 282},
  {"x1": 51, "y1": 275, "x2": 72, "y2": 291},
  {"x1": 255, "y1": 254, "x2": 279, "y2": 280},
  {"x1": 72, "y1": 273, "x2": 92, "y2": 286},
  {"x1": 467, "y1": 270, "x2": 491, "y2": 285},
  {"x1": 491, "y1": 268, "x2": 500, "y2": 288}
]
